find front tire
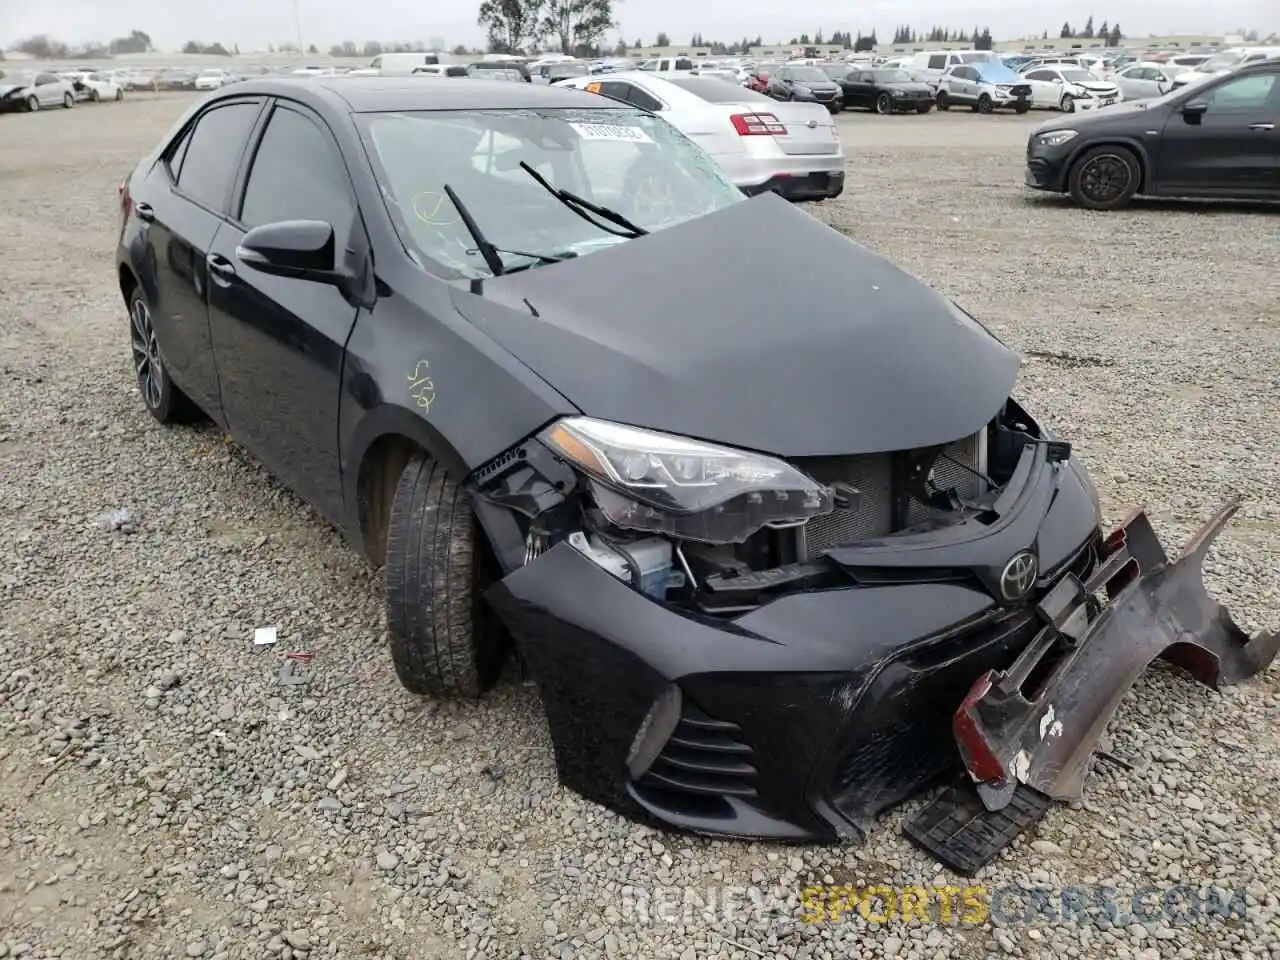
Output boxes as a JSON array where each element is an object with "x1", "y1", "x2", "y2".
[
  {"x1": 1068, "y1": 145, "x2": 1141, "y2": 211},
  {"x1": 90, "y1": 89, "x2": 100, "y2": 102},
  {"x1": 115, "y1": 88, "x2": 124, "y2": 101},
  {"x1": 26, "y1": 95, "x2": 39, "y2": 112},
  {"x1": 875, "y1": 92, "x2": 892, "y2": 115},
  {"x1": 384, "y1": 456, "x2": 508, "y2": 698},
  {"x1": 975, "y1": 94, "x2": 993, "y2": 114},
  {"x1": 916, "y1": 102, "x2": 934, "y2": 114},
  {"x1": 1060, "y1": 94, "x2": 1076, "y2": 113},
  {"x1": 63, "y1": 92, "x2": 74, "y2": 108},
  {"x1": 127, "y1": 290, "x2": 199, "y2": 423},
  {"x1": 935, "y1": 91, "x2": 950, "y2": 111},
  {"x1": 1014, "y1": 103, "x2": 1030, "y2": 114}
]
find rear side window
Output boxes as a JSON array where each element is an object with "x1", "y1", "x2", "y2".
[
  {"x1": 239, "y1": 106, "x2": 354, "y2": 235},
  {"x1": 928, "y1": 55, "x2": 947, "y2": 70},
  {"x1": 664, "y1": 77, "x2": 765, "y2": 103},
  {"x1": 627, "y1": 86, "x2": 665, "y2": 111},
  {"x1": 676, "y1": 58, "x2": 693, "y2": 71},
  {"x1": 176, "y1": 102, "x2": 260, "y2": 211}
]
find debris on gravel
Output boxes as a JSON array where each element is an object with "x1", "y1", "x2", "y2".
[{"x1": 1, "y1": 97, "x2": 1277, "y2": 960}]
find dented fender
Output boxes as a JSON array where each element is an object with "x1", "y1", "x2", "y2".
[{"x1": 953, "y1": 499, "x2": 1280, "y2": 811}]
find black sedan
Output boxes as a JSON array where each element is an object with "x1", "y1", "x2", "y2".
[
  {"x1": 116, "y1": 77, "x2": 1277, "y2": 872},
  {"x1": 765, "y1": 65, "x2": 843, "y2": 113},
  {"x1": 825, "y1": 66, "x2": 936, "y2": 114},
  {"x1": 1026, "y1": 59, "x2": 1280, "y2": 209}
]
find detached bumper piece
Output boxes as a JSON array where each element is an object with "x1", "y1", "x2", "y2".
[
  {"x1": 905, "y1": 500, "x2": 1279, "y2": 876},
  {"x1": 743, "y1": 171, "x2": 846, "y2": 202}
]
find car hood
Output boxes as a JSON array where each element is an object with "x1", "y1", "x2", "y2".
[
  {"x1": 795, "y1": 80, "x2": 840, "y2": 90},
  {"x1": 883, "y1": 81, "x2": 934, "y2": 93},
  {"x1": 448, "y1": 193, "x2": 1020, "y2": 458},
  {"x1": 1035, "y1": 98, "x2": 1156, "y2": 131},
  {"x1": 0, "y1": 83, "x2": 29, "y2": 97}
]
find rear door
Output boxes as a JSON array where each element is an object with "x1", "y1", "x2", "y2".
[
  {"x1": 143, "y1": 98, "x2": 264, "y2": 421},
  {"x1": 1155, "y1": 71, "x2": 1280, "y2": 196},
  {"x1": 205, "y1": 99, "x2": 362, "y2": 519}
]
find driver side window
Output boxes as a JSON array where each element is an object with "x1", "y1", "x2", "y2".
[
  {"x1": 239, "y1": 106, "x2": 355, "y2": 236},
  {"x1": 1203, "y1": 73, "x2": 1276, "y2": 110}
]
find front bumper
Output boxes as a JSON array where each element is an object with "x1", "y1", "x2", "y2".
[{"x1": 1025, "y1": 150, "x2": 1070, "y2": 191}]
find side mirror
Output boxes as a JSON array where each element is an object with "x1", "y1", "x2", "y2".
[
  {"x1": 1181, "y1": 99, "x2": 1208, "y2": 121},
  {"x1": 236, "y1": 220, "x2": 342, "y2": 284}
]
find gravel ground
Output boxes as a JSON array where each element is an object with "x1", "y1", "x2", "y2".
[{"x1": 1, "y1": 94, "x2": 1278, "y2": 960}]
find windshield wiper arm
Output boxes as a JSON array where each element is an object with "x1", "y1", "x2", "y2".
[
  {"x1": 442, "y1": 184, "x2": 505, "y2": 276},
  {"x1": 472, "y1": 246, "x2": 574, "y2": 265},
  {"x1": 518, "y1": 161, "x2": 648, "y2": 238}
]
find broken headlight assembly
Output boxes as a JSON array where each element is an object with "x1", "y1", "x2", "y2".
[{"x1": 539, "y1": 417, "x2": 834, "y2": 543}]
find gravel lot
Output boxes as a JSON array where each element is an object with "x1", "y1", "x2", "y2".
[{"x1": 1, "y1": 92, "x2": 1278, "y2": 960}]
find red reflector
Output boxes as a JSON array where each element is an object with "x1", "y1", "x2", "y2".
[{"x1": 730, "y1": 112, "x2": 786, "y2": 136}]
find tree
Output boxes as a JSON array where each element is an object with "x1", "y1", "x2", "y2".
[
  {"x1": 307, "y1": 43, "x2": 318, "y2": 53},
  {"x1": 541, "y1": 0, "x2": 615, "y2": 54},
  {"x1": 975, "y1": 27, "x2": 993, "y2": 51},
  {"x1": 451, "y1": 44, "x2": 470, "y2": 55},
  {"x1": 14, "y1": 35, "x2": 70, "y2": 58},
  {"x1": 853, "y1": 31, "x2": 876, "y2": 52},
  {"x1": 362, "y1": 41, "x2": 383, "y2": 56},
  {"x1": 330, "y1": 40, "x2": 358, "y2": 57},
  {"x1": 108, "y1": 30, "x2": 152, "y2": 55},
  {"x1": 479, "y1": 0, "x2": 544, "y2": 53},
  {"x1": 814, "y1": 29, "x2": 824, "y2": 44},
  {"x1": 1081, "y1": 15, "x2": 1094, "y2": 38},
  {"x1": 1060, "y1": 22, "x2": 1073, "y2": 38},
  {"x1": 1109, "y1": 23, "x2": 1122, "y2": 44},
  {"x1": 655, "y1": 31, "x2": 669, "y2": 47}
]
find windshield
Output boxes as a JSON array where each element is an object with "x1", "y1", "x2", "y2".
[
  {"x1": 873, "y1": 70, "x2": 914, "y2": 83},
  {"x1": 199, "y1": 69, "x2": 222, "y2": 76},
  {"x1": 1061, "y1": 69, "x2": 1095, "y2": 82},
  {"x1": 788, "y1": 67, "x2": 830, "y2": 83},
  {"x1": 976, "y1": 63, "x2": 1021, "y2": 82},
  {"x1": 359, "y1": 107, "x2": 743, "y2": 280}
]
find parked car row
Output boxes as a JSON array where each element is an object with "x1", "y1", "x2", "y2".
[{"x1": 0, "y1": 69, "x2": 83, "y2": 112}]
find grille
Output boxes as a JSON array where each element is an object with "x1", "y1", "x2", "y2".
[
  {"x1": 637, "y1": 703, "x2": 757, "y2": 798},
  {"x1": 796, "y1": 430, "x2": 986, "y2": 559}
]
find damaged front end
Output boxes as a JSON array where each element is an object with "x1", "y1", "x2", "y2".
[{"x1": 468, "y1": 398, "x2": 1276, "y2": 861}]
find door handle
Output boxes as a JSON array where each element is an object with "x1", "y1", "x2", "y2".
[
  {"x1": 206, "y1": 253, "x2": 236, "y2": 283},
  {"x1": 1247, "y1": 122, "x2": 1275, "y2": 131},
  {"x1": 134, "y1": 202, "x2": 155, "y2": 222}
]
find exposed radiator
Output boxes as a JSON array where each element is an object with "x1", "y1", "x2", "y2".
[{"x1": 794, "y1": 430, "x2": 987, "y2": 559}]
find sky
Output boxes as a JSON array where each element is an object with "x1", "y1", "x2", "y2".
[{"x1": 1, "y1": 0, "x2": 1275, "y2": 53}]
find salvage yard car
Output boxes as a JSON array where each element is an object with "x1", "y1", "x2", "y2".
[
  {"x1": 935, "y1": 61, "x2": 1032, "y2": 113},
  {"x1": 0, "y1": 69, "x2": 76, "y2": 111},
  {"x1": 1025, "y1": 59, "x2": 1280, "y2": 209},
  {"x1": 824, "y1": 66, "x2": 935, "y2": 113},
  {"x1": 115, "y1": 76, "x2": 1278, "y2": 874},
  {"x1": 556, "y1": 72, "x2": 845, "y2": 201}
]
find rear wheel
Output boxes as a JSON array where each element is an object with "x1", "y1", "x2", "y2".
[
  {"x1": 384, "y1": 455, "x2": 508, "y2": 698},
  {"x1": 935, "y1": 91, "x2": 950, "y2": 111},
  {"x1": 875, "y1": 92, "x2": 892, "y2": 115},
  {"x1": 90, "y1": 89, "x2": 100, "y2": 102},
  {"x1": 127, "y1": 289, "x2": 200, "y2": 423},
  {"x1": 1068, "y1": 145, "x2": 1141, "y2": 211},
  {"x1": 975, "y1": 94, "x2": 993, "y2": 114},
  {"x1": 115, "y1": 88, "x2": 124, "y2": 101}
]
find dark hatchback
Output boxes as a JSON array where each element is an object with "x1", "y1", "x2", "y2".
[
  {"x1": 1026, "y1": 60, "x2": 1280, "y2": 209},
  {"x1": 765, "y1": 65, "x2": 843, "y2": 113},
  {"x1": 115, "y1": 77, "x2": 1276, "y2": 872},
  {"x1": 824, "y1": 66, "x2": 936, "y2": 114}
]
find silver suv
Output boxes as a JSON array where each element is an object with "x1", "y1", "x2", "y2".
[{"x1": 933, "y1": 64, "x2": 1032, "y2": 114}]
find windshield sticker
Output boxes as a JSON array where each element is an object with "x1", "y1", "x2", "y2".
[
  {"x1": 569, "y1": 122, "x2": 655, "y2": 144},
  {"x1": 407, "y1": 360, "x2": 436, "y2": 413}
]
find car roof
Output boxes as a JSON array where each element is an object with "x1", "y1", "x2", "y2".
[{"x1": 219, "y1": 76, "x2": 616, "y2": 113}]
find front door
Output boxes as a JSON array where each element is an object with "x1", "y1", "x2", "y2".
[
  {"x1": 1156, "y1": 71, "x2": 1280, "y2": 196},
  {"x1": 205, "y1": 100, "x2": 362, "y2": 521}
]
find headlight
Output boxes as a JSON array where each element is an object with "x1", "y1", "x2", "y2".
[
  {"x1": 891, "y1": 89, "x2": 904, "y2": 96},
  {"x1": 539, "y1": 417, "x2": 834, "y2": 543},
  {"x1": 1035, "y1": 129, "x2": 1078, "y2": 147}
]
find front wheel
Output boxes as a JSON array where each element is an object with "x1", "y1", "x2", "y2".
[
  {"x1": 1060, "y1": 94, "x2": 1076, "y2": 113},
  {"x1": 384, "y1": 455, "x2": 508, "y2": 698},
  {"x1": 26, "y1": 95, "x2": 39, "y2": 112},
  {"x1": 827, "y1": 103, "x2": 841, "y2": 115},
  {"x1": 63, "y1": 92, "x2": 74, "y2": 108},
  {"x1": 90, "y1": 89, "x2": 100, "y2": 102},
  {"x1": 115, "y1": 88, "x2": 124, "y2": 101},
  {"x1": 975, "y1": 94, "x2": 993, "y2": 114},
  {"x1": 1014, "y1": 103, "x2": 1030, "y2": 114},
  {"x1": 1068, "y1": 145, "x2": 1141, "y2": 211},
  {"x1": 935, "y1": 91, "x2": 950, "y2": 111},
  {"x1": 875, "y1": 92, "x2": 892, "y2": 115}
]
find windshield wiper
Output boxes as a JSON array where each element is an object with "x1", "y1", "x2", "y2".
[
  {"x1": 482, "y1": 247, "x2": 579, "y2": 274},
  {"x1": 517, "y1": 161, "x2": 648, "y2": 239},
  {"x1": 442, "y1": 184, "x2": 506, "y2": 276}
]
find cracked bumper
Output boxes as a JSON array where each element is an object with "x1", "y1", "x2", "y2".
[{"x1": 954, "y1": 499, "x2": 1280, "y2": 811}]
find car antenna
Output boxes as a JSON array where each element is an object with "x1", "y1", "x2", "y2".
[{"x1": 442, "y1": 185, "x2": 505, "y2": 278}]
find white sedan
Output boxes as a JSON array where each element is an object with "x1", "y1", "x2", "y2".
[
  {"x1": 77, "y1": 71, "x2": 124, "y2": 101},
  {"x1": 1021, "y1": 65, "x2": 1122, "y2": 111},
  {"x1": 1112, "y1": 62, "x2": 1184, "y2": 100},
  {"x1": 194, "y1": 69, "x2": 234, "y2": 90}
]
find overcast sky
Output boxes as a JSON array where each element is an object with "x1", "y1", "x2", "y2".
[{"x1": 2, "y1": 0, "x2": 1274, "y2": 52}]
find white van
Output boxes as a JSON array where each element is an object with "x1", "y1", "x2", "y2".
[
  {"x1": 349, "y1": 51, "x2": 453, "y2": 77},
  {"x1": 910, "y1": 49, "x2": 1002, "y2": 78}
]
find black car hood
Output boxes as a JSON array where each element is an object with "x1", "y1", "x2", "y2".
[
  {"x1": 798, "y1": 81, "x2": 841, "y2": 92},
  {"x1": 449, "y1": 193, "x2": 1020, "y2": 458},
  {"x1": 883, "y1": 81, "x2": 934, "y2": 93},
  {"x1": 1036, "y1": 98, "x2": 1156, "y2": 132}
]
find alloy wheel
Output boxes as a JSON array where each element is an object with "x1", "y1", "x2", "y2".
[
  {"x1": 129, "y1": 298, "x2": 163, "y2": 410},
  {"x1": 1079, "y1": 154, "x2": 1131, "y2": 204}
]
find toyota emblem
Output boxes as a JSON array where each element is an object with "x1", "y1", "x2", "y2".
[
  {"x1": 806, "y1": 119, "x2": 818, "y2": 128},
  {"x1": 998, "y1": 551, "x2": 1038, "y2": 602}
]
